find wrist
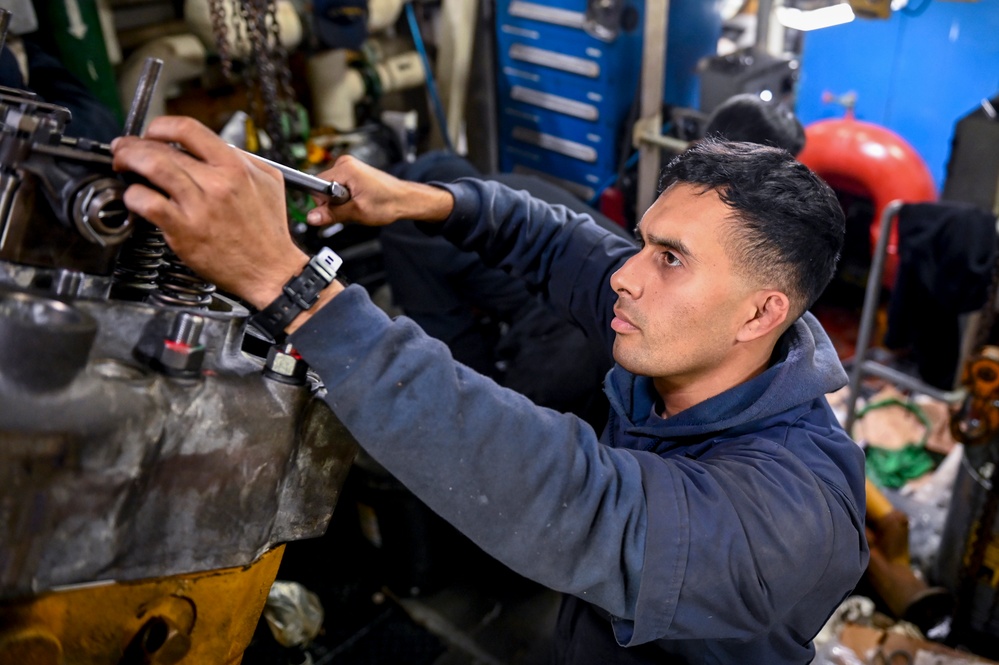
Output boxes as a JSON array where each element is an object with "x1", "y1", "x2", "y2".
[
  {"x1": 397, "y1": 182, "x2": 454, "y2": 223},
  {"x1": 249, "y1": 247, "x2": 343, "y2": 342},
  {"x1": 246, "y1": 251, "x2": 310, "y2": 310},
  {"x1": 285, "y1": 280, "x2": 344, "y2": 336}
]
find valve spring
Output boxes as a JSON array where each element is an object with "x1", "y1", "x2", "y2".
[
  {"x1": 111, "y1": 221, "x2": 166, "y2": 300},
  {"x1": 149, "y1": 246, "x2": 217, "y2": 309}
]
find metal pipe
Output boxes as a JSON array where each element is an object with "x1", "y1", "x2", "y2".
[
  {"x1": 844, "y1": 199, "x2": 904, "y2": 433},
  {"x1": 123, "y1": 57, "x2": 164, "y2": 136},
  {"x1": 635, "y1": 0, "x2": 669, "y2": 217},
  {"x1": 637, "y1": 132, "x2": 690, "y2": 154},
  {"x1": 756, "y1": 0, "x2": 774, "y2": 53}
]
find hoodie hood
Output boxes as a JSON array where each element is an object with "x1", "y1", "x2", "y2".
[{"x1": 605, "y1": 312, "x2": 847, "y2": 441}]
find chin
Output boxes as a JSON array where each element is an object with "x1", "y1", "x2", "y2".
[{"x1": 612, "y1": 347, "x2": 646, "y2": 377}]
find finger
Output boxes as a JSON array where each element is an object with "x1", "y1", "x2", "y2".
[
  {"x1": 112, "y1": 136, "x2": 205, "y2": 201},
  {"x1": 142, "y1": 116, "x2": 238, "y2": 167},
  {"x1": 307, "y1": 206, "x2": 335, "y2": 226},
  {"x1": 122, "y1": 182, "x2": 184, "y2": 231}
]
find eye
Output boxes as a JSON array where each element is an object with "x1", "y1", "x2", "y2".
[{"x1": 661, "y1": 251, "x2": 682, "y2": 267}]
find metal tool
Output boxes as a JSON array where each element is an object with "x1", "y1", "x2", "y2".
[
  {"x1": 124, "y1": 57, "x2": 162, "y2": 137},
  {"x1": 120, "y1": 55, "x2": 351, "y2": 206},
  {"x1": 236, "y1": 147, "x2": 352, "y2": 206}
]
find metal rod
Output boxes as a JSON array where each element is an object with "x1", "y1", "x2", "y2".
[
  {"x1": 635, "y1": 0, "x2": 669, "y2": 217},
  {"x1": 756, "y1": 0, "x2": 774, "y2": 53},
  {"x1": 236, "y1": 148, "x2": 351, "y2": 205},
  {"x1": 845, "y1": 199, "x2": 904, "y2": 433},
  {"x1": 123, "y1": 58, "x2": 164, "y2": 137},
  {"x1": 637, "y1": 132, "x2": 690, "y2": 154}
]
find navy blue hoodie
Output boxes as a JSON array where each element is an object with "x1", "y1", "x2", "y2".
[{"x1": 290, "y1": 179, "x2": 868, "y2": 664}]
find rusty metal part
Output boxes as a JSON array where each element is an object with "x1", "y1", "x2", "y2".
[
  {"x1": 952, "y1": 346, "x2": 999, "y2": 446},
  {"x1": 0, "y1": 546, "x2": 285, "y2": 665}
]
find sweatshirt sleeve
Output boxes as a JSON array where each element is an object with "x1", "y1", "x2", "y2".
[
  {"x1": 425, "y1": 178, "x2": 637, "y2": 358},
  {"x1": 290, "y1": 285, "x2": 649, "y2": 620}
]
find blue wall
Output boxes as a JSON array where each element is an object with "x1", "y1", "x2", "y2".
[{"x1": 795, "y1": 0, "x2": 999, "y2": 190}]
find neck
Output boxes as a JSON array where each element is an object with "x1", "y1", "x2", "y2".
[{"x1": 653, "y1": 343, "x2": 777, "y2": 418}]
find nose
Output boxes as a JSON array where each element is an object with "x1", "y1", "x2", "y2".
[{"x1": 610, "y1": 252, "x2": 643, "y2": 298}]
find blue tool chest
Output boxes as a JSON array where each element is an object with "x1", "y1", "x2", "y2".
[{"x1": 495, "y1": 0, "x2": 645, "y2": 201}]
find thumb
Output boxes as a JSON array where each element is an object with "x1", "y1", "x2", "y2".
[{"x1": 307, "y1": 206, "x2": 336, "y2": 226}]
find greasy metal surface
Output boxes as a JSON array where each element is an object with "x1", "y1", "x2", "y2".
[
  {"x1": 0, "y1": 64, "x2": 358, "y2": 623},
  {"x1": 0, "y1": 292, "x2": 357, "y2": 596},
  {"x1": 0, "y1": 545, "x2": 286, "y2": 664}
]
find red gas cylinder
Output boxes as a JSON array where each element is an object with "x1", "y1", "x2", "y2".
[{"x1": 798, "y1": 116, "x2": 937, "y2": 289}]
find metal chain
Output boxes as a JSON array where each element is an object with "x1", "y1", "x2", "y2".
[
  {"x1": 207, "y1": 0, "x2": 295, "y2": 163},
  {"x1": 262, "y1": 0, "x2": 294, "y2": 163},
  {"x1": 207, "y1": 0, "x2": 234, "y2": 81},
  {"x1": 268, "y1": 0, "x2": 297, "y2": 115},
  {"x1": 238, "y1": 0, "x2": 263, "y2": 133}
]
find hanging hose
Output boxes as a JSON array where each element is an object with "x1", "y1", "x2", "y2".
[{"x1": 405, "y1": 2, "x2": 454, "y2": 153}]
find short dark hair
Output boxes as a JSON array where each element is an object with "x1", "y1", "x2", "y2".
[
  {"x1": 659, "y1": 139, "x2": 844, "y2": 319},
  {"x1": 703, "y1": 94, "x2": 806, "y2": 156}
]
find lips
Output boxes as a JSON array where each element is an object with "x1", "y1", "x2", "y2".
[{"x1": 611, "y1": 306, "x2": 639, "y2": 333}]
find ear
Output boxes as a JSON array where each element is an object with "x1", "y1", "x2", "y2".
[{"x1": 736, "y1": 290, "x2": 790, "y2": 342}]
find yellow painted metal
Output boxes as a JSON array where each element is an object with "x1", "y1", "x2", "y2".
[
  {"x1": 0, "y1": 545, "x2": 285, "y2": 665},
  {"x1": 866, "y1": 477, "x2": 896, "y2": 522}
]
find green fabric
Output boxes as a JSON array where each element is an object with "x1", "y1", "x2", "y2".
[
  {"x1": 858, "y1": 397, "x2": 937, "y2": 489},
  {"x1": 865, "y1": 443, "x2": 937, "y2": 489}
]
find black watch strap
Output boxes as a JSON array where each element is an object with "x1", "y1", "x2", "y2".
[{"x1": 250, "y1": 247, "x2": 343, "y2": 342}]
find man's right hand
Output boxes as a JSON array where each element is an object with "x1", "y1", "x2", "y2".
[{"x1": 307, "y1": 155, "x2": 456, "y2": 228}]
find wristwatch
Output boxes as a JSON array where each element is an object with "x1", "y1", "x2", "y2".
[{"x1": 250, "y1": 247, "x2": 343, "y2": 343}]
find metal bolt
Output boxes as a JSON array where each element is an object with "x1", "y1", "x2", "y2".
[
  {"x1": 155, "y1": 313, "x2": 206, "y2": 376},
  {"x1": 53, "y1": 269, "x2": 83, "y2": 298},
  {"x1": 264, "y1": 343, "x2": 307, "y2": 384},
  {"x1": 169, "y1": 313, "x2": 205, "y2": 347}
]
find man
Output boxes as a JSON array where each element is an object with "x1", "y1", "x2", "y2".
[
  {"x1": 376, "y1": 92, "x2": 804, "y2": 431},
  {"x1": 112, "y1": 118, "x2": 868, "y2": 664}
]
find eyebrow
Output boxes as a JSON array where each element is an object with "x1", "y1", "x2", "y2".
[{"x1": 635, "y1": 225, "x2": 697, "y2": 263}]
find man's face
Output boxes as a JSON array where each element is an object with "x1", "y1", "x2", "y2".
[{"x1": 610, "y1": 183, "x2": 761, "y2": 393}]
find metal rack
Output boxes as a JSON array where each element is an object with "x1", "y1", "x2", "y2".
[{"x1": 843, "y1": 200, "x2": 967, "y2": 433}]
